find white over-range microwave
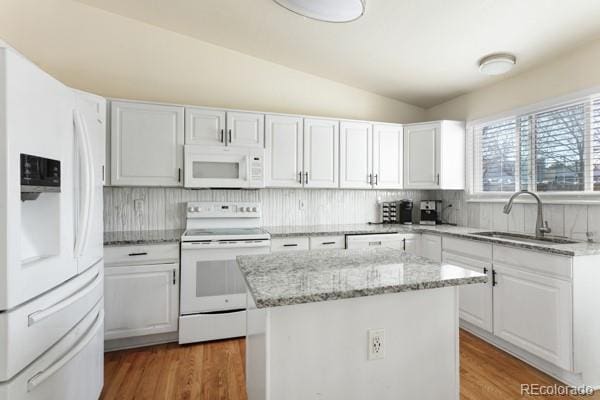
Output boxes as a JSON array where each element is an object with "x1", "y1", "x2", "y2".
[{"x1": 184, "y1": 145, "x2": 265, "y2": 188}]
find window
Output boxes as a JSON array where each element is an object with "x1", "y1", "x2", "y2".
[{"x1": 471, "y1": 95, "x2": 600, "y2": 195}]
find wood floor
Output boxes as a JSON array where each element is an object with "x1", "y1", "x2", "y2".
[{"x1": 101, "y1": 330, "x2": 599, "y2": 400}]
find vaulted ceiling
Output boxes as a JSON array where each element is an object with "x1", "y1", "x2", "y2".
[{"x1": 78, "y1": 0, "x2": 600, "y2": 108}]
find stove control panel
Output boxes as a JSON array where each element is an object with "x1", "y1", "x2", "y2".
[{"x1": 186, "y1": 202, "x2": 261, "y2": 218}]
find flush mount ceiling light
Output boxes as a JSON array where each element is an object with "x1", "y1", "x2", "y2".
[
  {"x1": 478, "y1": 53, "x2": 517, "y2": 76},
  {"x1": 273, "y1": 0, "x2": 366, "y2": 23}
]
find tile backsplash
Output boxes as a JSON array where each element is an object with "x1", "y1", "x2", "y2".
[
  {"x1": 103, "y1": 187, "x2": 433, "y2": 233},
  {"x1": 104, "y1": 187, "x2": 600, "y2": 241},
  {"x1": 439, "y1": 190, "x2": 600, "y2": 241}
]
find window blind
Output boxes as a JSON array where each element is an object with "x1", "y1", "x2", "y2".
[{"x1": 472, "y1": 95, "x2": 600, "y2": 194}]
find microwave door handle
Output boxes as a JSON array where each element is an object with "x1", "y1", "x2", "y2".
[{"x1": 245, "y1": 155, "x2": 251, "y2": 187}]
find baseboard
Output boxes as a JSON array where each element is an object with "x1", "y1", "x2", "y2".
[
  {"x1": 459, "y1": 321, "x2": 596, "y2": 389},
  {"x1": 104, "y1": 331, "x2": 179, "y2": 352}
]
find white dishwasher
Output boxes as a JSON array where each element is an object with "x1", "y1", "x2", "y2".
[{"x1": 346, "y1": 232, "x2": 417, "y2": 252}]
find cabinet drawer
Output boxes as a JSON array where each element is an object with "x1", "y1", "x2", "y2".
[
  {"x1": 104, "y1": 243, "x2": 179, "y2": 266},
  {"x1": 309, "y1": 236, "x2": 345, "y2": 250},
  {"x1": 179, "y1": 310, "x2": 246, "y2": 344},
  {"x1": 271, "y1": 237, "x2": 310, "y2": 252},
  {"x1": 442, "y1": 237, "x2": 492, "y2": 261},
  {"x1": 493, "y1": 245, "x2": 572, "y2": 280}
]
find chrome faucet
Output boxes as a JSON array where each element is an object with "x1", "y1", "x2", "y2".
[{"x1": 503, "y1": 190, "x2": 551, "y2": 239}]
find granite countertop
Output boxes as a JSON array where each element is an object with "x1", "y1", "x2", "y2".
[
  {"x1": 237, "y1": 248, "x2": 487, "y2": 308},
  {"x1": 102, "y1": 223, "x2": 600, "y2": 256},
  {"x1": 263, "y1": 224, "x2": 600, "y2": 256},
  {"x1": 103, "y1": 229, "x2": 184, "y2": 246}
]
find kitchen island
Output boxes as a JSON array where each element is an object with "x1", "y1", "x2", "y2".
[{"x1": 237, "y1": 248, "x2": 486, "y2": 400}]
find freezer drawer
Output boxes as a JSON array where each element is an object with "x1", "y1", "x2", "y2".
[
  {"x1": 0, "y1": 262, "x2": 103, "y2": 382},
  {"x1": 0, "y1": 302, "x2": 104, "y2": 400}
]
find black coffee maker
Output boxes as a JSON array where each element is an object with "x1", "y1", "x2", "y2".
[{"x1": 398, "y1": 200, "x2": 413, "y2": 225}]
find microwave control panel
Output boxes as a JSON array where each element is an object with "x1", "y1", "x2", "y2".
[{"x1": 249, "y1": 153, "x2": 264, "y2": 187}]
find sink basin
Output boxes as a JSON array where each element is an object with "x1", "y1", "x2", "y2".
[{"x1": 471, "y1": 231, "x2": 579, "y2": 245}]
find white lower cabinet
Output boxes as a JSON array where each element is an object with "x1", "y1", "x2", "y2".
[
  {"x1": 104, "y1": 260, "x2": 179, "y2": 340},
  {"x1": 442, "y1": 237, "x2": 493, "y2": 333},
  {"x1": 493, "y1": 262, "x2": 573, "y2": 370},
  {"x1": 442, "y1": 237, "x2": 575, "y2": 373},
  {"x1": 402, "y1": 234, "x2": 418, "y2": 254},
  {"x1": 419, "y1": 233, "x2": 441, "y2": 262}
]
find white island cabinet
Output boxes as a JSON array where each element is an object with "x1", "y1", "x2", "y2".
[{"x1": 241, "y1": 248, "x2": 486, "y2": 400}]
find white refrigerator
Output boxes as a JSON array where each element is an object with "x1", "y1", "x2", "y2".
[{"x1": 0, "y1": 43, "x2": 105, "y2": 400}]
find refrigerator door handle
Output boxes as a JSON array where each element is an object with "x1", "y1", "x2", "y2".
[
  {"x1": 27, "y1": 309, "x2": 103, "y2": 392},
  {"x1": 73, "y1": 109, "x2": 94, "y2": 258},
  {"x1": 28, "y1": 271, "x2": 100, "y2": 326}
]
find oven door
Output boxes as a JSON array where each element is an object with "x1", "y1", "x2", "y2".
[
  {"x1": 180, "y1": 240, "x2": 270, "y2": 314},
  {"x1": 184, "y1": 145, "x2": 250, "y2": 188}
]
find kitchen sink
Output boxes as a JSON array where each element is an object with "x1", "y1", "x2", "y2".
[{"x1": 471, "y1": 231, "x2": 579, "y2": 245}]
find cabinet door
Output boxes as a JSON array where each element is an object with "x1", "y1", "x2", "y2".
[
  {"x1": 185, "y1": 107, "x2": 226, "y2": 146},
  {"x1": 419, "y1": 234, "x2": 441, "y2": 262},
  {"x1": 304, "y1": 118, "x2": 339, "y2": 188},
  {"x1": 340, "y1": 121, "x2": 372, "y2": 189},
  {"x1": 111, "y1": 101, "x2": 184, "y2": 186},
  {"x1": 493, "y1": 263, "x2": 572, "y2": 370},
  {"x1": 403, "y1": 123, "x2": 440, "y2": 189},
  {"x1": 265, "y1": 115, "x2": 303, "y2": 187},
  {"x1": 443, "y1": 252, "x2": 493, "y2": 332},
  {"x1": 372, "y1": 124, "x2": 403, "y2": 189},
  {"x1": 226, "y1": 111, "x2": 264, "y2": 148},
  {"x1": 104, "y1": 263, "x2": 179, "y2": 340},
  {"x1": 402, "y1": 235, "x2": 418, "y2": 254}
]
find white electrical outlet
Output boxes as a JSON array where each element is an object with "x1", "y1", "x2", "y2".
[
  {"x1": 299, "y1": 199, "x2": 305, "y2": 211},
  {"x1": 134, "y1": 199, "x2": 144, "y2": 212},
  {"x1": 368, "y1": 329, "x2": 385, "y2": 360}
]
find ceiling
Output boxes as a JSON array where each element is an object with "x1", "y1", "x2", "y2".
[{"x1": 77, "y1": 0, "x2": 600, "y2": 108}]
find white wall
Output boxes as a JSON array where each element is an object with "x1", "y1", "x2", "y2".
[
  {"x1": 103, "y1": 187, "x2": 431, "y2": 232},
  {"x1": 0, "y1": 0, "x2": 425, "y2": 124},
  {"x1": 426, "y1": 37, "x2": 600, "y2": 122}
]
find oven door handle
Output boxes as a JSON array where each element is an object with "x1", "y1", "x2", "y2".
[{"x1": 181, "y1": 241, "x2": 270, "y2": 250}]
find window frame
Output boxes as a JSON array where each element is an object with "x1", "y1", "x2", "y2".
[{"x1": 466, "y1": 86, "x2": 600, "y2": 204}]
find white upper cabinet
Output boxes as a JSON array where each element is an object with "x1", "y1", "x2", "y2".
[
  {"x1": 372, "y1": 123, "x2": 403, "y2": 189},
  {"x1": 265, "y1": 115, "x2": 303, "y2": 188},
  {"x1": 226, "y1": 111, "x2": 264, "y2": 148},
  {"x1": 340, "y1": 121, "x2": 373, "y2": 189},
  {"x1": 403, "y1": 120, "x2": 465, "y2": 190},
  {"x1": 185, "y1": 108, "x2": 264, "y2": 148},
  {"x1": 304, "y1": 118, "x2": 339, "y2": 188},
  {"x1": 403, "y1": 122, "x2": 439, "y2": 189},
  {"x1": 185, "y1": 108, "x2": 226, "y2": 146},
  {"x1": 265, "y1": 116, "x2": 339, "y2": 188},
  {"x1": 111, "y1": 101, "x2": 184, "y2": 186}
]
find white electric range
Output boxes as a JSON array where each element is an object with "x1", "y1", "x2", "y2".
[{"x1": 179, "y1": 201, "x2": 270, "y2": 344}]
